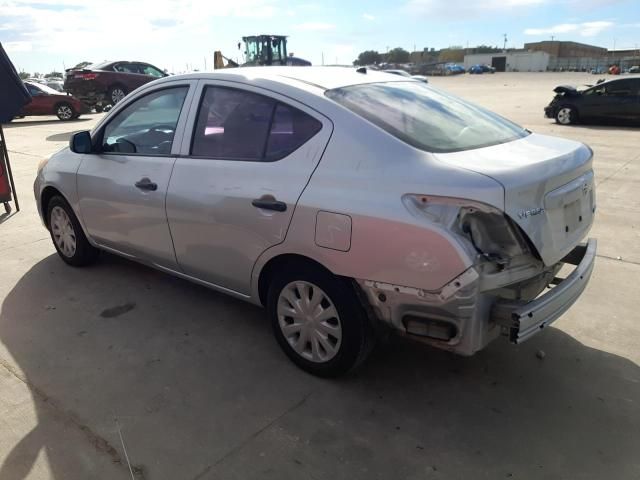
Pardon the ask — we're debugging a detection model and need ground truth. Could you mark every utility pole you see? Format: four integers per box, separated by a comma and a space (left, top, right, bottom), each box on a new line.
322, 52, 324, 66
551, 35, 555, 42
503, 34, 508, 52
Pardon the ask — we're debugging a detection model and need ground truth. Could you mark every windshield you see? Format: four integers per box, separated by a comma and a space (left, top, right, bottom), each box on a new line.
326, 82, 528, 153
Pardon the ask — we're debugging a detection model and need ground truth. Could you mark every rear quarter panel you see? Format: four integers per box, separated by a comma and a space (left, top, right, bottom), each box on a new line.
251, 99, 505, 295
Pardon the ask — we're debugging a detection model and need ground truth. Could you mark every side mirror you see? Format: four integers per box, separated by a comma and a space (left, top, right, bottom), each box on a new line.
69, 131, 92, 154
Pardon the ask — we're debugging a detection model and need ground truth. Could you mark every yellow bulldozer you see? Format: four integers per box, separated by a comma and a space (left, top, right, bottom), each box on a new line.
214, 35, 311, 69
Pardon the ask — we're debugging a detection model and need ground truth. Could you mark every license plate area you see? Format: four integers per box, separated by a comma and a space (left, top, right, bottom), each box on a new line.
564, 199, 582, 233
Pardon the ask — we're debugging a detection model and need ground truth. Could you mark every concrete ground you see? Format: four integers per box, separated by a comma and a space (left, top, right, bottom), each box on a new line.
0, 72, 638, 480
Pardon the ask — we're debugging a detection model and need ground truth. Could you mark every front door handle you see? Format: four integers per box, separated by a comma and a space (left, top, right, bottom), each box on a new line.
251, 198, 287, 212
135, 178, 158, 191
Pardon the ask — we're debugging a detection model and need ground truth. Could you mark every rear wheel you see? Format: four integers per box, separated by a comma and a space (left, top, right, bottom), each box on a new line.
108, 85, 127, 105
555, 106, 577, 125
94, 105, 104, 113
267, 265, 374, 377
46, 195, 99, 266
55, 103, 75, 121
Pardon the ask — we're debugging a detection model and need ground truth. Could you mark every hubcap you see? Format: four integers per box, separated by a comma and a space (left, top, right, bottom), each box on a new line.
58, 105, 73, 120
557, 108, 572, 125
50, 206, 76, 258
277, 281, 342, 363
111, 88, 125, 103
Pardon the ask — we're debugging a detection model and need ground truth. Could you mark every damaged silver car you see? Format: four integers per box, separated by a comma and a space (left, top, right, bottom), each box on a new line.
34, 67, 596, 376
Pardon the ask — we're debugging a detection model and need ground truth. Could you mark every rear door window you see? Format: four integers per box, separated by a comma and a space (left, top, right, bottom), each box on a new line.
606, 80, 634, 96
114, 63, 137, 73
191, 86, 322, 161
265, 104, 322, 160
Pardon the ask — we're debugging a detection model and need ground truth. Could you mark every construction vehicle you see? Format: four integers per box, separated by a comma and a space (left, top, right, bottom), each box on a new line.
214, 35, 311, 69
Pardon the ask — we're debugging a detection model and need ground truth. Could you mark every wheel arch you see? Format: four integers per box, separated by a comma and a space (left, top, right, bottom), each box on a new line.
40, 185, 65, 226
256, 253, 335, 306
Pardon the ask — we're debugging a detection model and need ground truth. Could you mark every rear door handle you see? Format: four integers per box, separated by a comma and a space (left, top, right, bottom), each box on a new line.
251, 198, 287, 212
135, 178, 158, 191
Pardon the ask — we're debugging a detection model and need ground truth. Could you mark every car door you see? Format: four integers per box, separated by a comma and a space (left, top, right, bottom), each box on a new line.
23, 84, 47, 115
601, 80, 637, 120
166, 81, 332, 295
112, 62, 144, 93
580, 80, 634, 121
76, 81, 197, 269
127, 63, 160, 89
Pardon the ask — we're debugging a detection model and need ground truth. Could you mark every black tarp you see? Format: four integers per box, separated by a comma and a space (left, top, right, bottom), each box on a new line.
0, 43, 30, 123
0, 43, 28, 212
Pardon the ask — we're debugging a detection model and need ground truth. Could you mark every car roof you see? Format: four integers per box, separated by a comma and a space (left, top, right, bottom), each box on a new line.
161, 66, 414, 91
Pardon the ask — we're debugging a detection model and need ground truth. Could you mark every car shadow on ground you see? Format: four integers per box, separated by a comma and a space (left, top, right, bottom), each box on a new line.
0, 253, 638, 479
45, 131, 84, 142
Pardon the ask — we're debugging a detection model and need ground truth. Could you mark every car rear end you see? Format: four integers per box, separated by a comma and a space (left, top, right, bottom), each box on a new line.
323, 79, 596, 355
63, 66, 109, 107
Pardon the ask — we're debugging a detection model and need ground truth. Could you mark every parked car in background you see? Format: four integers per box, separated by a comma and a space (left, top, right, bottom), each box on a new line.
63, 60, 167, 111
444, 63, 465, 75
468, 64, 495, 74
629, 66, 640, 74
35, 67, 596, 376
384, 69, 411, 77
17, 81, 88, 121
44, 78, 65, 92
545, 77, 640, 125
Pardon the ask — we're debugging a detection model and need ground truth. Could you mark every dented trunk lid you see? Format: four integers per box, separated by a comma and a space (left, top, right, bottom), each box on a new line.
433, 133, 595, 266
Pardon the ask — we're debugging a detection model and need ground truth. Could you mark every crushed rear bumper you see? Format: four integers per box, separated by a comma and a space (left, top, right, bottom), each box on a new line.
492, 239, 596, 343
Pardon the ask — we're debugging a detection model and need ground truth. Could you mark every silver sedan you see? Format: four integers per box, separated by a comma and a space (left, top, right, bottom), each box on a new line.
34, 67, 596, 377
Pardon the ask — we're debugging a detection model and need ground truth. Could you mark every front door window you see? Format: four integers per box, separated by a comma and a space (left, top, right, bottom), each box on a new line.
102, 87, 188, 155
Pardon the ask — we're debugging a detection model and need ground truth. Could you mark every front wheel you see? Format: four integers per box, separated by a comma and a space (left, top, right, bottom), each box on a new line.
47, 196, 99, 266
55, 103, 75, 121
555, 106, 577, 125
267, 265, 374, 377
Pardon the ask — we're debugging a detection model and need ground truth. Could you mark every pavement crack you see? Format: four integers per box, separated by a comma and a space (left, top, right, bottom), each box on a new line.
191, 392, 314, 480
0, 237, 49, 253
595, 153, 640, 188
7, 149, 43, 159
0, 356, 134, 475
596, 254, 640, 266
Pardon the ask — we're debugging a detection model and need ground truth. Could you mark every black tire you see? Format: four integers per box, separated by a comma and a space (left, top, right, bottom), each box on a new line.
555, 105, 577, 125
94, 105, 104, 113
55, 102, 75, 121
267, 265, 374, 377
46, 195, 99, 267
108, 85, 127, 105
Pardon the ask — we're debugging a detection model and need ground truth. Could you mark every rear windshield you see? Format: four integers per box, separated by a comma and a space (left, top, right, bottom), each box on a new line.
325, 81, 528, 153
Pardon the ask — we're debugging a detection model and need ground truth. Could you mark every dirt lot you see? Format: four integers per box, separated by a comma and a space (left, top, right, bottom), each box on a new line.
0, 72, 638, 480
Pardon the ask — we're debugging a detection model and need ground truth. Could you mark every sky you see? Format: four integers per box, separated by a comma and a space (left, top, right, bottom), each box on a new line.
1, 0, 639, 74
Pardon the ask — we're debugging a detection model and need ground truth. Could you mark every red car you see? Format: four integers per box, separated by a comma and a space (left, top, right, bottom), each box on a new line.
18, 82, 88, 121
63, 60, 167, 111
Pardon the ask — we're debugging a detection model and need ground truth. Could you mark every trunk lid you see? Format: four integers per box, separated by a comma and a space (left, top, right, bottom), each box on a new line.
433, 133, 595, 266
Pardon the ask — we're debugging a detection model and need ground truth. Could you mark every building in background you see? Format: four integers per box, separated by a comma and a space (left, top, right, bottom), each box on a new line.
463, 51, 550, 72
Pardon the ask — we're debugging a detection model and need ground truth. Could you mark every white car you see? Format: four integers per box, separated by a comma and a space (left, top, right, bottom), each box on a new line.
34, 67, 596, 376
